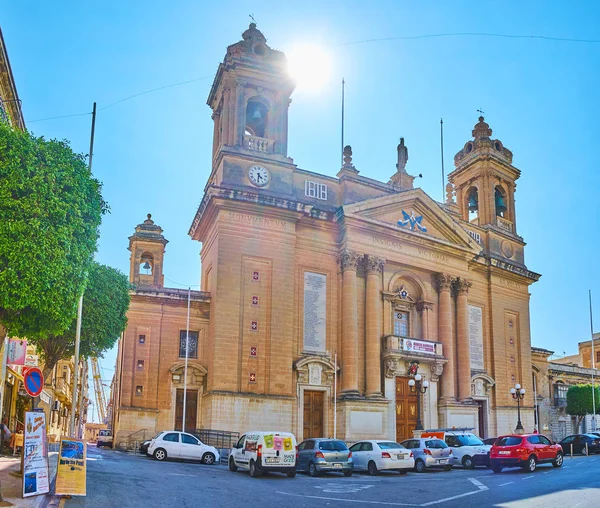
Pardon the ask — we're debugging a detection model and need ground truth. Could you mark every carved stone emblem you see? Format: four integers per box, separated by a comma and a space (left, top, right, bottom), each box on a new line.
308, 363, 322, 386
430, 362, 444, 381
385, 359, 398, 378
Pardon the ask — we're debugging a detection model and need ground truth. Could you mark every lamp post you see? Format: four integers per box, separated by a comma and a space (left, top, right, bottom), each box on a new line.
408, 374, 429, 431
510, 383, 526, 433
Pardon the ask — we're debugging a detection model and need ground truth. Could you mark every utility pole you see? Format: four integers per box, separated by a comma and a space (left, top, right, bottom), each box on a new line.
590, 290, 596, 432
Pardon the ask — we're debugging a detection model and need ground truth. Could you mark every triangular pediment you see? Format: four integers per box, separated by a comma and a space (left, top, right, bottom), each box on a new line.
342, 188, 480, 253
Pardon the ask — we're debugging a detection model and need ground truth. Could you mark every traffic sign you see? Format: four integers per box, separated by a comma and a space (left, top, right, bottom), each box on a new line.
24, 368, 44, 397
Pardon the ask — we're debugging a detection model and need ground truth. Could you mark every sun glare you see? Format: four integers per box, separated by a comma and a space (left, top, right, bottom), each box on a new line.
286, 44, 332, 91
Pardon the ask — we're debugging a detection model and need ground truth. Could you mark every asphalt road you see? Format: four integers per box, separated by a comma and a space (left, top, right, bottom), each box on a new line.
65, 445, 600, 508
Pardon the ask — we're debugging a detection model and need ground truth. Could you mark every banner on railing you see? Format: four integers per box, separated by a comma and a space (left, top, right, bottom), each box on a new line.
55, 437, 87, 496
22, 411, 50, 498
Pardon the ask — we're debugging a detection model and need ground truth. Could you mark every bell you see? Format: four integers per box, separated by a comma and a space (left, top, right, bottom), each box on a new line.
142, 261, 151, 272
252, 109, 262, 121
495, 190, 507, 215
468, 193, 478, 212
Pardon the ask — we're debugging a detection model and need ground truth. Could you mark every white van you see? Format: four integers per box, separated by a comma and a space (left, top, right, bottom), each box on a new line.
422, 429, 490, 469
228, 431, 297, 478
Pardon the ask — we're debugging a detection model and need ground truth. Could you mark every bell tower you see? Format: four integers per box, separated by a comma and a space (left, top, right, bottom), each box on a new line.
448, 116, 520, 235
128, 214, 168, 288
206, 23, 296, 188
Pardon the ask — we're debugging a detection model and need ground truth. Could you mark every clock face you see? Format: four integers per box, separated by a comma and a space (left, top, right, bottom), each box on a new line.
248, 165, 270, 187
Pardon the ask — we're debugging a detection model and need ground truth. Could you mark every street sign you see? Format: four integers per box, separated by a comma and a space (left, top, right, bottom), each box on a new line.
24, 368, 44, 397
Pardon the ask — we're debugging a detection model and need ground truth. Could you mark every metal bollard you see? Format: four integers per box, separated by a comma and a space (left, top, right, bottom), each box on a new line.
586, 442, 589, 456
571, 443, 573, 458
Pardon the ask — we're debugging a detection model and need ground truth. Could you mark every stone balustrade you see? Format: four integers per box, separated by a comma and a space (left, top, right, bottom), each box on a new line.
244, 134, 273, 153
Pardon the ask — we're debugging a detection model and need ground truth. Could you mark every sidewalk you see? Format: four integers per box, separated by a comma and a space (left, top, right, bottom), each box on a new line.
0, 452, 58, 507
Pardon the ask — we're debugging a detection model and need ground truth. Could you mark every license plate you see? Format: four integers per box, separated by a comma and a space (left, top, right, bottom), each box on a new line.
437, 459, 447, 463
333, 463, 342, 468
264, 458, 279, 464
499, 451, 510, 455
397, 454, 405, 460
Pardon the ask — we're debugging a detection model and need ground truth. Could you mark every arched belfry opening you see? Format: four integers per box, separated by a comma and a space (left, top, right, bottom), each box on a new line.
245, 99, 268, 138
139, 253, 154, 275
494, 186, 507, 218
467, 186, 479, 224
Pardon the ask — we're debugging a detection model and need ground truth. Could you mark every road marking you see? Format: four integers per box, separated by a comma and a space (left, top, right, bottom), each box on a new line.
589, 459, 597, 462
499, 481, 514, 486
276, 491, 418, 506
315, 483, 375, 494
167, 473, 197, 477
418, 478, 488, 506
522, 475, 534, 480
574, 462, 583, 467
543, 471, 552, 474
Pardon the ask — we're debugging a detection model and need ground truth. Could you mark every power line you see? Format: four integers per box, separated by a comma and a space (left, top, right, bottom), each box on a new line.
164, 275, 201, 288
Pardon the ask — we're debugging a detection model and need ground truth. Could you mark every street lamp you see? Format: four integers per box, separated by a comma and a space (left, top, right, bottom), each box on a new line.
510, 383, 526, 433
408, 374, 429, 431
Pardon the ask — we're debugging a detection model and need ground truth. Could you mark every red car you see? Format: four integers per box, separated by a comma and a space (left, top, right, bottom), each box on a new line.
490, 434, 563, 473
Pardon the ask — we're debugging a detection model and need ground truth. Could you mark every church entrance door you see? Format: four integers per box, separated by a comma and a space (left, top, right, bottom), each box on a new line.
303, 391, 324, 439
175, 389, 198, 432
395, 377, 418, 442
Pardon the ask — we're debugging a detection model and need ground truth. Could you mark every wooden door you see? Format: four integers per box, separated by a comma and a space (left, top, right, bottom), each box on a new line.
395, 377, 418, 442
175, 389, 198, 432
303, 391, 324, 439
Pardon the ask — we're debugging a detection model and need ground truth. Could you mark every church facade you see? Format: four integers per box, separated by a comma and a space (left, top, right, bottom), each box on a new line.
113, 24, 540, 446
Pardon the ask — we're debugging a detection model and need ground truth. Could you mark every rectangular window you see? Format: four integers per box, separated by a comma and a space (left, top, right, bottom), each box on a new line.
135, 386, 143, 396
137, 360, 144, 370
393, 310, 409, 337
596, 351, 600, 365
554, 384, 568, 406
304, 180, 328, 200
179, 331, 199, 359
139, 335, 146, 344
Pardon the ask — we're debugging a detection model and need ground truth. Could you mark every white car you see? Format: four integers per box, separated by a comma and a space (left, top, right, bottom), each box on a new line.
422, 431, 490, 469
148, 431, 220, 465
348, 440, 415, 475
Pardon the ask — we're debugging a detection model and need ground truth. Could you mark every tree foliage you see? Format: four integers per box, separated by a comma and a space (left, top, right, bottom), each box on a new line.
0, 122, 106, 339
566, 384, 600, 431
33, 262, 131, 377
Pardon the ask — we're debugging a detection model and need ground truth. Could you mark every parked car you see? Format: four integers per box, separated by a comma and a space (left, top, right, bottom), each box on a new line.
229, 431, 297, 478
148, 431, 220, 465
139, 440, 151, 455
559, 434, 600, 455
490, 434, 563, 473
297, 438, 353, 477
400, 438, 453, 472
349, 440, 414, 475
423, 430, 490, 469
483, 437, 498, 446
97, 429, 113, 449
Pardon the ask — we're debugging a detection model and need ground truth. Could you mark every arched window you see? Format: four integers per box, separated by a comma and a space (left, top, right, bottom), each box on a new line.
495, 186, 507, 218
245, 100, 268, 138
466, 186, 479, 223
139, 253, 154, 275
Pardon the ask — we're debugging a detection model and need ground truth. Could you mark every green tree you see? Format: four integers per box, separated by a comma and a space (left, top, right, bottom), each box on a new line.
32, 262, 131, 379
566, 384, 600, 431
0, 122, 106, 339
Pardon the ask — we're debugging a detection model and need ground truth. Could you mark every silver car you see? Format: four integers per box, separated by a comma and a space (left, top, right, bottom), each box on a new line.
296, 438, 353, 477
400, 438, 453, 473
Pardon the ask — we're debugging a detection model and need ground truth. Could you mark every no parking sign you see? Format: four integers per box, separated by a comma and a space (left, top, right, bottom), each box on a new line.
24, 368, 44, 397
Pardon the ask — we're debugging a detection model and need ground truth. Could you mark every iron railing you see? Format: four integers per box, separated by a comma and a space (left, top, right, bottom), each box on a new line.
189, 428, 239, 450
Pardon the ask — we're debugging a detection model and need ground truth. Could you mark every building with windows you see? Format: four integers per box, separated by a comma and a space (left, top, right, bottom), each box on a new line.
113, 24, 541, 446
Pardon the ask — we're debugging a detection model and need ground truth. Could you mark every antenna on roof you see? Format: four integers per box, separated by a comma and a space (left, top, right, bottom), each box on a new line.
249, 13, 256, 24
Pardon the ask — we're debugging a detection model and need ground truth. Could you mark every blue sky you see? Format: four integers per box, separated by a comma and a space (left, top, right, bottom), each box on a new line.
4, 1, 600, 421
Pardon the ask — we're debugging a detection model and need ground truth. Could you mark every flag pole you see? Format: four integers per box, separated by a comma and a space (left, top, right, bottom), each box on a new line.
182, 287, 191, 432
341, 79, 345, 166
333, 351, 337, 439
590, 290, 596, 432
440, 118, 445, 200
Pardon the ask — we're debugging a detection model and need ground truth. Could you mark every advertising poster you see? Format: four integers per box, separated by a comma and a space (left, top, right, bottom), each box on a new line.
7, 339, 27, 366
55, 438, 87, 496
22, 411, 49, 498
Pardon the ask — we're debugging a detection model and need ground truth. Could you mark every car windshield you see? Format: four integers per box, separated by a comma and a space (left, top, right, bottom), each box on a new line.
496, 437, 522, 446
425, 440, 447, 449
319, 440, 348, 451
377, 442, 404, 450
456, 435, 484, 446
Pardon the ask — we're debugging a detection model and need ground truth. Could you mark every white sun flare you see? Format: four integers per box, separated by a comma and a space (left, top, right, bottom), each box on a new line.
286, 44, 332, 90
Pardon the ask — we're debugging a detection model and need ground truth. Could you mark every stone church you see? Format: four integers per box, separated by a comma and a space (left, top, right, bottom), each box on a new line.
113, 23, 540, 445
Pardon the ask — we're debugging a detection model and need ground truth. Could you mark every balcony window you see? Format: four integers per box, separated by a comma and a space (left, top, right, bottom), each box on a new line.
393, 310, 409, 337
179, 331, 199, 359
554, 383, 568, 407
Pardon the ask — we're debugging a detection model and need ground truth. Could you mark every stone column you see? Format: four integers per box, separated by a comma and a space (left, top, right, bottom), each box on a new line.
436, 273, 456, 401
417, 301, 433, 340
221, 86, 231, 146
365, 255, 385, 398
339, 249, 361, 395
455, 278, 473, 401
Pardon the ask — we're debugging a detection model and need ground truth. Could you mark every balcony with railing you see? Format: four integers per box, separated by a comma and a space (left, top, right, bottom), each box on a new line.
243, 134, 273, 153
496, 216, 513, 233
383, 335, 444, 358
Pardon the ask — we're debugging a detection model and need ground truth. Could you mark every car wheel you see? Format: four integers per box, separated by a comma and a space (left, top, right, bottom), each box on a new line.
462, 455, 474, 469
398, 469, 408, 475
492, 464, 503, 473
229, 457, 238, 472
553, 452, 563, 468
415, 459, 426, 473
286, 471, 297, 478
524, 455, 537, 472
154, 448, 167, 461
249, 460, 261, 478
343, 470, 353, 477
368, 461, 379, 476
202, 453, 216, 465
582, 446, 588, 456
308, 462, 320, 477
